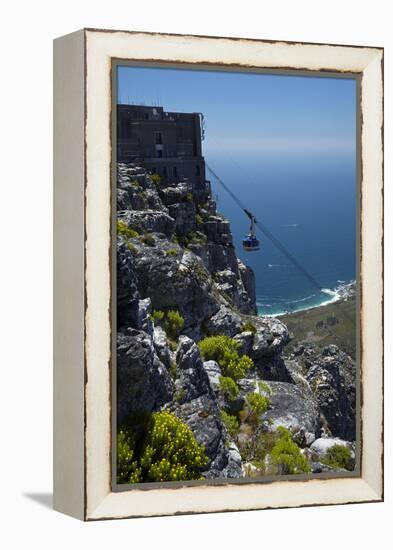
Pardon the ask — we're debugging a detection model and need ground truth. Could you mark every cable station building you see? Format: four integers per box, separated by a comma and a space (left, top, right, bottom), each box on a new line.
117, 104, 207, 189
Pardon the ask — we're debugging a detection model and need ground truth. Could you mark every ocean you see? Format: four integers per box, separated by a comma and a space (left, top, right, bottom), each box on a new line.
206, 150, 357, 316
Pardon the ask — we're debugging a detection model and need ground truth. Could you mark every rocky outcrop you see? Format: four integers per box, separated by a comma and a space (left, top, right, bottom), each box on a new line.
117, 329, 173, 424
131, 245, 220, 338
261, 381, 320, 446
293, 344, 356, 440
170, 337, 243, 478
119, 210, 176, 237
205, 304, 242, 337
251, 318, 290, 359
238, 260, 257, 314
116, 162, 357, 479
117, 240, 140, 329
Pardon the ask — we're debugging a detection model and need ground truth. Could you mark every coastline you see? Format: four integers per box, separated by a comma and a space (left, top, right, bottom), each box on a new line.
257, 280, 356, 318
276, 286, 357, 359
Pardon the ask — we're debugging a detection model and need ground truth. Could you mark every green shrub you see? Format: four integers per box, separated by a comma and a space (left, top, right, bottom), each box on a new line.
117, 219, 139, 239
195, 213, 203, 225
226, 354, 253, 380
126, 242, 137, 253
117, 412, 208, 483
198, 335, 253, 381
184, 192, 193, 202
199, 335, 238, 363
169, 361, 177, 380
270, 427, 311, 475
257, 381, 272, 395
166, 248, 178, 257
174, 388, 185, 402
241, 320, 257, 334
220, 410, 240, 440
322, 444, 353, 470
245, 392, 270, 417
150, 173, 161, 185
117, 428, 142, 484
151, 309, 165, 324
164, 310, 185, 340
219, 376, 240, 401
140, 233, 155, 246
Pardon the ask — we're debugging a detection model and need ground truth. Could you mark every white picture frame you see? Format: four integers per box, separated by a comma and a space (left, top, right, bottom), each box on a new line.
53, 28, 383, 521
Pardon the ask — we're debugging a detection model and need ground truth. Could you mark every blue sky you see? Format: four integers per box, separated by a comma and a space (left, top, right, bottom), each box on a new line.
117, 65, 357, 156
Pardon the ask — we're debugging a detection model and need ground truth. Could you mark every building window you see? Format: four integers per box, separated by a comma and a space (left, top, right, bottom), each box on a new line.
152, 167, 156, 174
157, 150, 163, 158
196, 164, 200, 176
155, 131, 163, 145
173, 166, 177, 178
163, 167, 167, 178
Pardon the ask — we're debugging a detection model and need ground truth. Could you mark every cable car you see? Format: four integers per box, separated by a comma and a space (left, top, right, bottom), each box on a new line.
242, 209, 260, 252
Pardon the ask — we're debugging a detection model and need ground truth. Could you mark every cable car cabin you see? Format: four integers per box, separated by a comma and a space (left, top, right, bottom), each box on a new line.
242, 209, 260, 251
243, 234, 260, 251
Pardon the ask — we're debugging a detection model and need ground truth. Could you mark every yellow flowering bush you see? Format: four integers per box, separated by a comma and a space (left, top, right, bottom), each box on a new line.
117, 428, 142, 484
117, 411, 208, 484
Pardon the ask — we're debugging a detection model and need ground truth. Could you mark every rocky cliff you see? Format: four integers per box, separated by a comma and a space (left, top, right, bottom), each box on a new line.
117, 163, 356, 481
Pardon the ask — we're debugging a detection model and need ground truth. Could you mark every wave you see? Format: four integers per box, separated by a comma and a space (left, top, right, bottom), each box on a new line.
290, 293, 317, 304
258, 281, 356, 317
281, 223, 299, 227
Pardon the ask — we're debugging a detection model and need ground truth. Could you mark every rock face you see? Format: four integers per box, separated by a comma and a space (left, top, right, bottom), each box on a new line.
170, 337, 243, 478
251, 318, 290, 359
261, 381, 320, 446
116, 163, 357, 480
117, 241, 140, 329
117, 329, 173, 424
293, 344, 356, 440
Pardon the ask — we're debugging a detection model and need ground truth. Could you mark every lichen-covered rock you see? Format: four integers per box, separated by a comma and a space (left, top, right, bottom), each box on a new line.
261, 381, 320, 445
310, 437, 354, 457
159, 181, 193, 206
304, 345, 356, 440
234, 331, 254, 356
167, 201, 197, 235
170, 337, 243, 478
135, 298, 153, 336
119, 210, 175, 237
206, 304, 242, 337
117, 329, 173, 424
250, 317, 290, 359
202, 360, 222, 393
131, 244, 220, 335
238, 260, 257, 314
153, 325, 173, 370
214, 267, 256, 314
117, 239, 140, 329
117, 163, 166, 211
206, 242, 238, 273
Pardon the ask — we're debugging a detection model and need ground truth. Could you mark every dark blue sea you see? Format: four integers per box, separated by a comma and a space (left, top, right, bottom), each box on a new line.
205, 151, 357, 316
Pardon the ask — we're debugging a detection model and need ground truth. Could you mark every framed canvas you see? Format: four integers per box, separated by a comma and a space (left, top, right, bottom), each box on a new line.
53, 28, 383, 521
